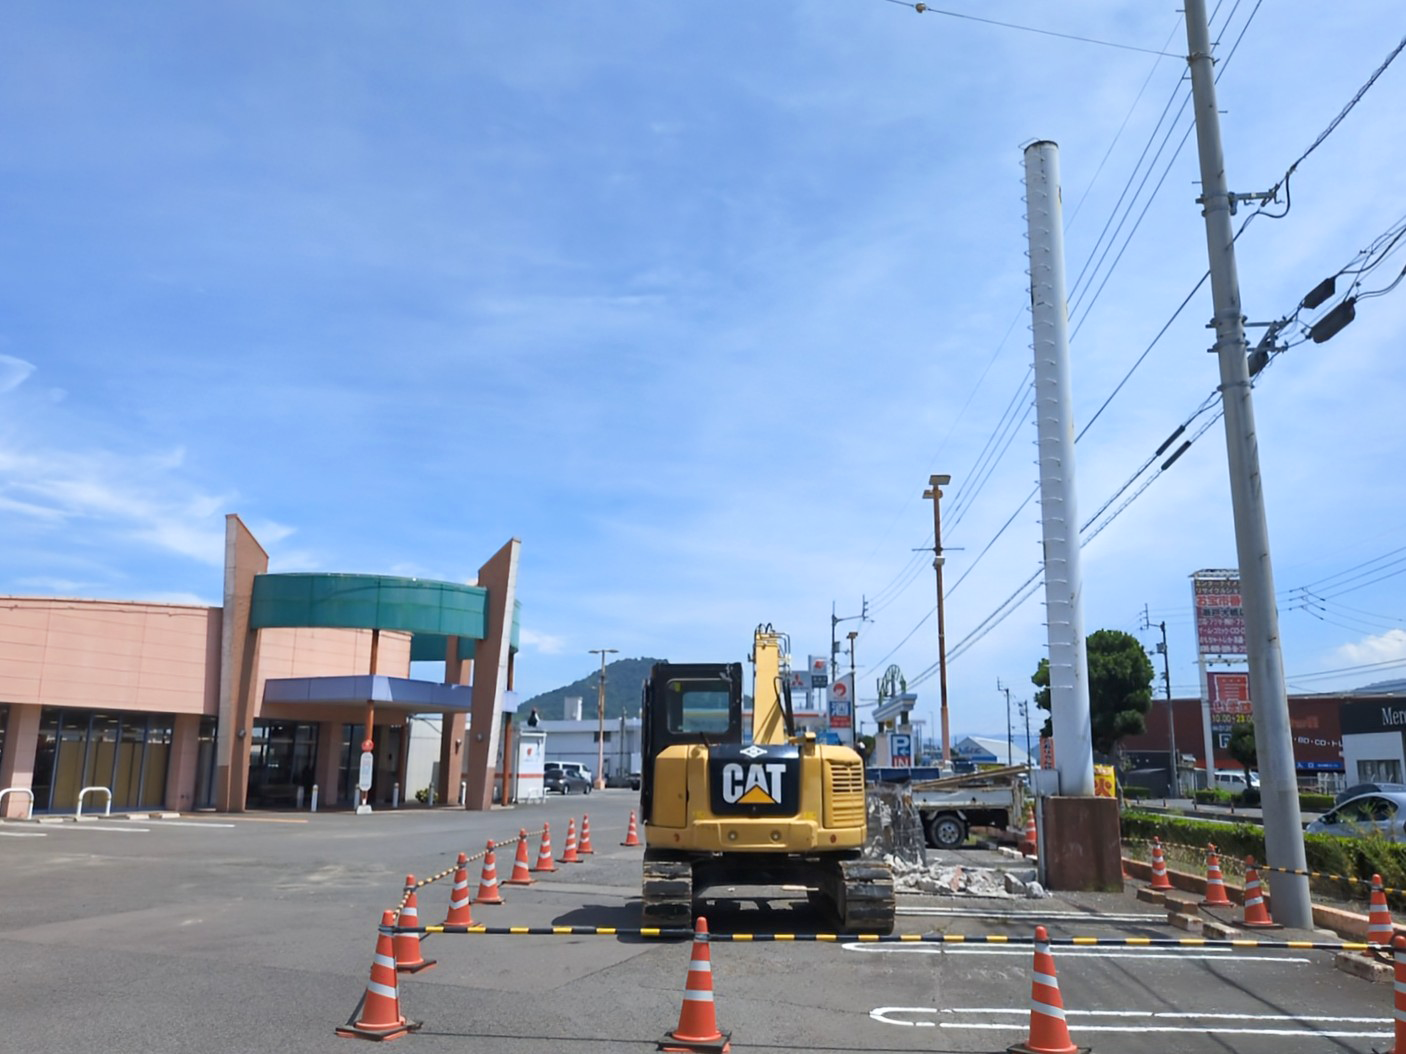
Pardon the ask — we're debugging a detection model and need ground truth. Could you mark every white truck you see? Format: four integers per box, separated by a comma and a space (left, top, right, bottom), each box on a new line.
909, 764, 1028, 850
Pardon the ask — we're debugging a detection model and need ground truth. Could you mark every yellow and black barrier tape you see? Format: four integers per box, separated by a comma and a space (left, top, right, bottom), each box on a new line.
1248, 860, 1403, 895
388, 923, 1377, 950
391, 831, 528, 910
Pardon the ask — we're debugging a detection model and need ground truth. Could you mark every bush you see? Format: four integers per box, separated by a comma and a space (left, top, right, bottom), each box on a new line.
1123, 785, 1151, 800
1193, 788, 1233, 805
1122, 810, 1406, 909
1299, 792, 1334, 811
1235, 787, 1261, 807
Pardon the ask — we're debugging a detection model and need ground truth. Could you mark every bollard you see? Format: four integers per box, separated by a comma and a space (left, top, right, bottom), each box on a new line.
429, 785, 436, 807
460, 780, 467, 806
393, 782, 400, 809
296, 786, 305, 810
310, 784, 319, 812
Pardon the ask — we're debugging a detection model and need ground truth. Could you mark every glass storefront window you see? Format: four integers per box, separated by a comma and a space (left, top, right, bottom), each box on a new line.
247, 720, 319, 808
26, 709, 173, 813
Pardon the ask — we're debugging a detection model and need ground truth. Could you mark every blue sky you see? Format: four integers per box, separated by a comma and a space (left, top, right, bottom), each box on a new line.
2, 3, 1404, 745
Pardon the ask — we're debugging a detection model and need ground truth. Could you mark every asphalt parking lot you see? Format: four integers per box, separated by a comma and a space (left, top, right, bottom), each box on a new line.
1, 792, 1397, 1053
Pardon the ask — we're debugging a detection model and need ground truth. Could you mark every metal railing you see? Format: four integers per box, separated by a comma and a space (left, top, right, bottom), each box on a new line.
76, 786, 112, 818
0, 787, 35, 820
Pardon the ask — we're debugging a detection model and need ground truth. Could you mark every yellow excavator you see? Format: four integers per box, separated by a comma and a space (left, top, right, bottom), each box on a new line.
638, 625, 895, 931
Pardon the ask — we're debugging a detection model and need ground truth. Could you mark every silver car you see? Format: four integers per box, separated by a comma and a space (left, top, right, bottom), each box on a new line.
1305, 791, 1406, 841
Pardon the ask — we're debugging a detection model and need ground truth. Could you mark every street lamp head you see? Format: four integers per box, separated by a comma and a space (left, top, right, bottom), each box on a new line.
846, 630, 858, 642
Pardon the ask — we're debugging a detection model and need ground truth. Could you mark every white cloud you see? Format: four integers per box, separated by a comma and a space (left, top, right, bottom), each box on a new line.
0, 355, 35, 393
1336, 629, 1406, 666
519, 627, 568, 655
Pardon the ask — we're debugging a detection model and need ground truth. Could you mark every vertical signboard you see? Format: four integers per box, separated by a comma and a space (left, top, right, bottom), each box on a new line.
809, 655, 829, 688
1193, 572, 1247, 657
1208, 671, 1252, 748
827, 673, 853, 730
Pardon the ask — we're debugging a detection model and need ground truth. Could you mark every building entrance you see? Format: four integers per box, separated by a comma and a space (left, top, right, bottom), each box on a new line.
246, 720, 320, 808
339, 723, 404, 807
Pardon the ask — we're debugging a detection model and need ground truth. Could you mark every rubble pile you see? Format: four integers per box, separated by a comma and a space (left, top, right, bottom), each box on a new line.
886, 856, 1048, 898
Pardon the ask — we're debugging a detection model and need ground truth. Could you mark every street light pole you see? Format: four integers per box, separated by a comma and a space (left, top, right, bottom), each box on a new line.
846, 631, 859, 750
589, 648, 618, 790
923, 474, 953, 764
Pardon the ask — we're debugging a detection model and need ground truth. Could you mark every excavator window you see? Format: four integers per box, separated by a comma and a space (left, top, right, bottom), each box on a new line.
667, 683, 731, 735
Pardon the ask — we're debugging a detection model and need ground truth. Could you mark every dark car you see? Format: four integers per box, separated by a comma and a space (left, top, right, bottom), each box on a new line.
544, 764, 592, 795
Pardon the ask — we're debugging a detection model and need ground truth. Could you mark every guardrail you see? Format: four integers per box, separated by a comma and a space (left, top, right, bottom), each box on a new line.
0, 787, 35, 820
76, 786, 112, 818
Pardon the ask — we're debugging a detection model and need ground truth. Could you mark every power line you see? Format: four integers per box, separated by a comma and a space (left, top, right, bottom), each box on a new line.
880, 0, 1182, 57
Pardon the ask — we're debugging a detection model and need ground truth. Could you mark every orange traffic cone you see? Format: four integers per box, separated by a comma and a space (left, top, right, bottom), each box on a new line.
622, 810, 642, 847
579, 814, 595, 854
475, 841, 504, 905
1006, 925, 1087, 1054
504, 829, 535, 886
335, 910, 419, 1040
1201, 843, 1232, 907
532, 823, 557, 873
1386, 936, 1406, 1053
1370, 874, 1394, 946
393, 876, 437, 973
561, 818, 581, 863
443, 853, 474, 926
659, 917, 731, 1053
1147, 837, 1173, 892
1240, 857, 1279, 928
1022, 808, 1038, 856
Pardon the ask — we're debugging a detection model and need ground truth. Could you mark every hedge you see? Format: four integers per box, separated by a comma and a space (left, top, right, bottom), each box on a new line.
1121, 810, 1406, 905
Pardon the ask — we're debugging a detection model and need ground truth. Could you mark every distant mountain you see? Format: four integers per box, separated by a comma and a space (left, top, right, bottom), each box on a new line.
520, 657, 663, 721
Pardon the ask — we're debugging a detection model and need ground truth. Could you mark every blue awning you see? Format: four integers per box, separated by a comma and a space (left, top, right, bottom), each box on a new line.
261, 675, 474, 714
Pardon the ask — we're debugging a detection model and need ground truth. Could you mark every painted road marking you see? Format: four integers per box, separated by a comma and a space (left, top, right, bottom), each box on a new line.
42, 824, 151, 833
870, 1006, 1390, 1039
844, 942, 1311, 963
900, 906, 1160, 923
0, 830, 46, 837
144, 820, 237, 828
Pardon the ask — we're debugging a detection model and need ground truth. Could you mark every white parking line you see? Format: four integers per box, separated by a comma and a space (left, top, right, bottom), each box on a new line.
899, 907, 1162, 923
870, 1006, 1391, 1038
0, 830, 46, 837
844, 942, 1310, 963
145, 820, 237, 828
42, 824, 150, 833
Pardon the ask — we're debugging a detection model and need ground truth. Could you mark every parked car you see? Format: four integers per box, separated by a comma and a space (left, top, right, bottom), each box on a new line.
1213, 770, 1259, 791
1305, 791, 1406, 840
544, 763, 592, 795
1335, 782, 1406, 806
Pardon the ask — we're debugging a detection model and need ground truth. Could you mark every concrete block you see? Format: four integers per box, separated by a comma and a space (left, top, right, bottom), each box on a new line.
1136, 887, 1167, 906
1168, 910, 1204, 934
1335, 951, 1395, 983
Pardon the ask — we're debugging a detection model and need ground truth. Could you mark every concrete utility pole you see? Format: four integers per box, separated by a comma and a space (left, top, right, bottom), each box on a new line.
923, 474, 953, 764
1024, 140, 1094, 798
589, 648, 617, 790
1183, 0, 1310, 927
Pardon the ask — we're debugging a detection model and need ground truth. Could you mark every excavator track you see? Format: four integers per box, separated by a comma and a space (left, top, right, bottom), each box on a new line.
641, 850, 694, 928
821, 857, 896, 934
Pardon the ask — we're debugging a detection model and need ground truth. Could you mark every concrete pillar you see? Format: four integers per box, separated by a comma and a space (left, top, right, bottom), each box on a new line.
316, 721, 341, 807
464, 538, 520, 810
0, 704, 41, 818
165, 713, 202, 814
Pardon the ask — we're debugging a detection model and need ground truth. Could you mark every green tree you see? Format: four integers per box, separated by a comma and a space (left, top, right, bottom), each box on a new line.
1227, 721, 1257, 779
1030, 629, 1154, 755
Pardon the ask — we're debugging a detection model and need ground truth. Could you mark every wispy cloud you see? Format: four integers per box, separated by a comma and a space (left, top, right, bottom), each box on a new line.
1337, 629, 1406, 667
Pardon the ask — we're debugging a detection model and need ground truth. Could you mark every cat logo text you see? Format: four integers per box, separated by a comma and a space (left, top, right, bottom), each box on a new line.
720, 762, 787, 805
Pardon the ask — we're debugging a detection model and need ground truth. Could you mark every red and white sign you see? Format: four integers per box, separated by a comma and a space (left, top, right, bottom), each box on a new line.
828, 674, 853, 730
1192, 572, 1246, 657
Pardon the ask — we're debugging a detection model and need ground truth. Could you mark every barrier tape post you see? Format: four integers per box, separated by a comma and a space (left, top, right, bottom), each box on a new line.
504, 829, 535, 886
1201, 843, 1232, 907
533, 822, 557, 872
1241, 857, 1281, 929
393, 875, 438, 973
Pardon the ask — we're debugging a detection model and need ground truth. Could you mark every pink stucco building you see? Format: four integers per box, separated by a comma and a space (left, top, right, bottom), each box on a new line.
0, 515, 520, 817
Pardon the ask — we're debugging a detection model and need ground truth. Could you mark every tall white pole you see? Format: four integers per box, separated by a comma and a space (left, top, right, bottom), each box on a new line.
1183, 0, 1310, 927
1024, 140, 1094, 797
